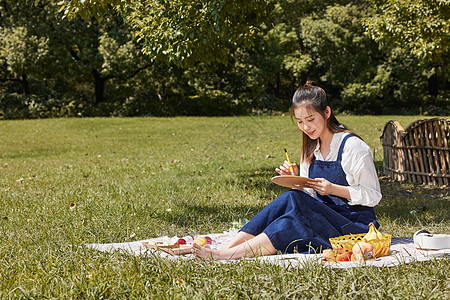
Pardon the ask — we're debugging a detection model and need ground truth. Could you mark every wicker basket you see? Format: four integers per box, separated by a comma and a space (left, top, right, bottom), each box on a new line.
329, 233, 392, 258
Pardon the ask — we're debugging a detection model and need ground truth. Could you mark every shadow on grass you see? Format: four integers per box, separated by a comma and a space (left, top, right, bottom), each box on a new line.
164, 202, 261, 228
160, 167, 288, 230
161, 165, 449, 234
230, 166, 290, 195
225, 165, 450, 225
374, 160, 383, 172
376, 178, 450, 224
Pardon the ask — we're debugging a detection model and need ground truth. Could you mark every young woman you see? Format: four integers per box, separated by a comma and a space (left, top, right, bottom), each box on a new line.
193, 81, 382, 260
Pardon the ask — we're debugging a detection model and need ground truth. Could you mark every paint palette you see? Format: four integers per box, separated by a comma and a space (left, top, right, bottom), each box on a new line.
271, 175, 319, 189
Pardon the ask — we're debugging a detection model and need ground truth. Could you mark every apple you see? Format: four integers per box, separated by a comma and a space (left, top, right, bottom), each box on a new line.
336, 251, 353, 262
351, 239, 375, 260
174, 238, 186, 245
323, 248, 345, 261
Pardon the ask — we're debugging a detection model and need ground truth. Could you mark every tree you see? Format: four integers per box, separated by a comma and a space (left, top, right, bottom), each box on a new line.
2, 0, 443, 118
44, 0, 274, 67
0, 26, 49, 95
297, 3, 387, 113
364, 0, 449, 114
364, 0, 450, 63
0, 0, 154, 117
0, 1, 52, 96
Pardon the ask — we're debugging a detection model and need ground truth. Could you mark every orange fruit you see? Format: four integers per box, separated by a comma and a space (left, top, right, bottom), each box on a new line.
193, 236, 207, 247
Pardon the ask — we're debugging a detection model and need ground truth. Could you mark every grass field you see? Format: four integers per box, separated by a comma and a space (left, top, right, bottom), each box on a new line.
0, 115, 448, 299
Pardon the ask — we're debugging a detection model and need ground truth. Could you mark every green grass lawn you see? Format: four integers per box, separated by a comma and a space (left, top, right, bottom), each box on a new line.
0, 115, 448, 299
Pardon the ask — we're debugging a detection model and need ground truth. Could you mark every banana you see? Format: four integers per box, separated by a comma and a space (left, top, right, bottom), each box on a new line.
376, 226, 385, 240
363, 223, 378, 241
363, 223, 385, 241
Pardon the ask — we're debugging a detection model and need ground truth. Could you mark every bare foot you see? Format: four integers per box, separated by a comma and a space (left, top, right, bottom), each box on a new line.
192, 243, 219, 260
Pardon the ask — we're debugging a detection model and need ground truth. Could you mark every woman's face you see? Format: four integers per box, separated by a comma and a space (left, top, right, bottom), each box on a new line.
293, 105, 330, 140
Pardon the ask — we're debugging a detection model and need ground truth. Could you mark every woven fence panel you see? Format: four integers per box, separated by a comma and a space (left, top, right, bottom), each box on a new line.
381, 121, 405, 181
381, 118, 449, 185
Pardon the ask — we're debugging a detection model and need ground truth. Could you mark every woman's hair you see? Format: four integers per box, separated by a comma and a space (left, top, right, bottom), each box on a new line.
290, 80, 360, 164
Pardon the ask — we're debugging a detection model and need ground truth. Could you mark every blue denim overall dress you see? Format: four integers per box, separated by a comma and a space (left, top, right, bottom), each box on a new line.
240, 134, 379, 253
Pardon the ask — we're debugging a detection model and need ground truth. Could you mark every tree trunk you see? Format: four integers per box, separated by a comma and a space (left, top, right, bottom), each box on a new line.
92, 69, 105, 105
21, 73, 30, 95
275, 72, 280, 98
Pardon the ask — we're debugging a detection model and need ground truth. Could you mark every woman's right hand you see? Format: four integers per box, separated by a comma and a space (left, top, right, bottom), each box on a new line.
275, 161, 298, 176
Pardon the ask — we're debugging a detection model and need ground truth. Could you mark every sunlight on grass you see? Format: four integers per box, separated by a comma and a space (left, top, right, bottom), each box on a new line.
0, 116, 448, 298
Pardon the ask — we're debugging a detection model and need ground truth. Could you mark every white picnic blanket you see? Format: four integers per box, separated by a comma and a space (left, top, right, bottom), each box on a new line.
85, 229, 449, 268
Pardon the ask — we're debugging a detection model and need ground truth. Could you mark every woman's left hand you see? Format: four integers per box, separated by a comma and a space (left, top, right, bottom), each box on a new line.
307, 178, 334, 196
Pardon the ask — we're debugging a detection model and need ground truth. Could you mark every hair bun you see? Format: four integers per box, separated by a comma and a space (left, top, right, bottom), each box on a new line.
304, 80, 318, 87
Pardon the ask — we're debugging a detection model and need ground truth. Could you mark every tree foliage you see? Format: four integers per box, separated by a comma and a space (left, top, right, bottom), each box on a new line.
364, 0, 450, 63
1, 0, 152, 115
51, 0, 274, 67
1, 0, 448, 118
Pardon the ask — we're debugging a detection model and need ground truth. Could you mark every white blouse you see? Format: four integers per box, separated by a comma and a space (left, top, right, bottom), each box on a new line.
299, 132, 382, 207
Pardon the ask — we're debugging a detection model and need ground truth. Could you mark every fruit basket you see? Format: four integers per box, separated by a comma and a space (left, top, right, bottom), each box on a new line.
329, 224, 392, 258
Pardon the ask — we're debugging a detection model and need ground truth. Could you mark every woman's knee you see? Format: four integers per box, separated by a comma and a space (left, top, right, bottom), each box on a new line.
276, 190, 310, 205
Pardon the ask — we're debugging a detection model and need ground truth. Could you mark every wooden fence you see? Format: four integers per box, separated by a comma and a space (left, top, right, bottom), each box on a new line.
380, 118, 450, 185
